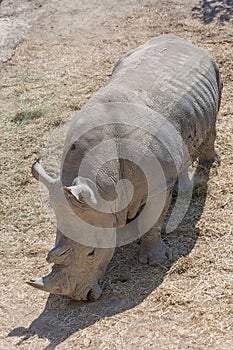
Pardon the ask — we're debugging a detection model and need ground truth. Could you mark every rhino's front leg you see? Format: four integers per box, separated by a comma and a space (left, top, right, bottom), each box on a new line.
139, 225, 170, 266
139, 188, 172, 266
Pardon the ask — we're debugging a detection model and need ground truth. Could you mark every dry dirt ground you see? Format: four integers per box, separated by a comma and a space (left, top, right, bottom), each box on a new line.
0, 0, 232, 349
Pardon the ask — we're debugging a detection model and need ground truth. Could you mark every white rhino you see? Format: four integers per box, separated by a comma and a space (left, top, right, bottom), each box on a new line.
28, 34, 222, 300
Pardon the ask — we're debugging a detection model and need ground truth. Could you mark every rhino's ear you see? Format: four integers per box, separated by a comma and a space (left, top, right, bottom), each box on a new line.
63, 184, 97, 206
32, 159, 56, 190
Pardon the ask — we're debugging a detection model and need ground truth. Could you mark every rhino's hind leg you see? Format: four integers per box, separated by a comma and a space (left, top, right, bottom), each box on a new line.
199, 128, 220, 168
139, 225, 170, 266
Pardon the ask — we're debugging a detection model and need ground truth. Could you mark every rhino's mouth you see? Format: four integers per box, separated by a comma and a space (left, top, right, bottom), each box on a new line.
86, 282, 102, 301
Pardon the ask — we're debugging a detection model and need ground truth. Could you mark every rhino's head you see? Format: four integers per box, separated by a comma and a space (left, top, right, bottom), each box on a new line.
27, 160, 115, 301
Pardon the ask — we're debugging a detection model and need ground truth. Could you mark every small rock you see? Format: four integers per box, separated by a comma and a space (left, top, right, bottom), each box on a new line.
83, 338, 91, 347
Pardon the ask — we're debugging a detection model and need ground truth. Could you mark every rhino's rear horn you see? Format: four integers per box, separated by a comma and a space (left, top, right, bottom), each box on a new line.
31, 159, 56, 190
46, 241, 72, 264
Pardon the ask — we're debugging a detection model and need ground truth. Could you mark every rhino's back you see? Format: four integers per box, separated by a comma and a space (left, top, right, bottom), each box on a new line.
62, 35, 221, 186
87, 34, 221, 159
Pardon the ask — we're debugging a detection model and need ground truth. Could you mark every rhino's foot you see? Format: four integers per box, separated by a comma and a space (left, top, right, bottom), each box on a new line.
199, 152, 221, 169
139, 237, 170, 266
199, 138, 220, 169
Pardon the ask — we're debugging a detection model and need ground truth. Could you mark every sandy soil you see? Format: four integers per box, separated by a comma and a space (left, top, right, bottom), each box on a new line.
0, 0, 232, 349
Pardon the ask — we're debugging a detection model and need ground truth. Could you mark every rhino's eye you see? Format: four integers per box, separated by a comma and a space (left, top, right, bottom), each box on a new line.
88, 249, 95, 256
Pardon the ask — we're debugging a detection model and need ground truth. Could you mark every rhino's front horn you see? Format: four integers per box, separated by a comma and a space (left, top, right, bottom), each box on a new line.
27, 267, 71, 295
27, 277, 48, 291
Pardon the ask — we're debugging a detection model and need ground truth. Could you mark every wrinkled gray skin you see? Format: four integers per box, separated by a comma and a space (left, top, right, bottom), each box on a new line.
28, 34, 222, 300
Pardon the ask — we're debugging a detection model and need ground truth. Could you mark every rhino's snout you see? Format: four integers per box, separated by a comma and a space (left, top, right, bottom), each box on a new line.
27, 241, 104, 300
27, 274, 102, 301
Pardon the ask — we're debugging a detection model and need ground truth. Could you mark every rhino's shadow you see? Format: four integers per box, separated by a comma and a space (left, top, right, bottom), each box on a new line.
8, 167, 212, 349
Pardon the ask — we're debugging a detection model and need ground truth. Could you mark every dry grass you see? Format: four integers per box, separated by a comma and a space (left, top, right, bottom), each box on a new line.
0, 0, 232, 349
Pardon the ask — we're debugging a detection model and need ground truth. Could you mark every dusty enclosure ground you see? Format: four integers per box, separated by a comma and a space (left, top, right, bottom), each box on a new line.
0, 0, 232, 349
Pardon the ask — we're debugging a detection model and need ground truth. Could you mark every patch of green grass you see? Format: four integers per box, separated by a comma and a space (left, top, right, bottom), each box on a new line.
192, 183, 210, 199
21, 69, 41, 84
12, 108, 45, 125
0, 240, 6, 249
172, 182, 211, 200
